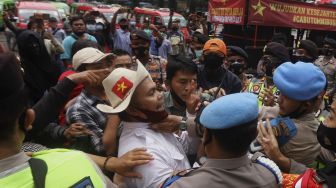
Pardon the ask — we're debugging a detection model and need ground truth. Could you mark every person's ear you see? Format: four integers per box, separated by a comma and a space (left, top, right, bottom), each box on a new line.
202, 128, 211, 146
24, 109, 35, 131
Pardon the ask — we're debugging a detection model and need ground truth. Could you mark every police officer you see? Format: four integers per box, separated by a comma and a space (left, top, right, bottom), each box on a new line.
292, 39, 318, 63
248, 42, 290, 107
226, 46, 251, 91
314, 37, 336, 103
260, 62, 326, 167
161, 93, 280, 188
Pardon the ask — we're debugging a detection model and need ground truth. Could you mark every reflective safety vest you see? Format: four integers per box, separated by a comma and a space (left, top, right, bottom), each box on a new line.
247, 77, 280, 107
0, 149, 106, 188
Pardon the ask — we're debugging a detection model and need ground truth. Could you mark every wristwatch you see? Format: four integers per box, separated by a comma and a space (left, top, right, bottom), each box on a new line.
179, 117, 188, 131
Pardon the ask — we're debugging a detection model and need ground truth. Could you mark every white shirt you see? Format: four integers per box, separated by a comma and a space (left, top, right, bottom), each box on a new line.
118, 122, 191, 188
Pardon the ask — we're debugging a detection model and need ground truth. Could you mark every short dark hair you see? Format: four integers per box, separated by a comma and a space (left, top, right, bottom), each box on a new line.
70, 16, 85, 26
71, 40, 99, 58
166, 55, 198, 82
208, 118, 258, 155
27, 20, 37, 30
112, 49, 131, 57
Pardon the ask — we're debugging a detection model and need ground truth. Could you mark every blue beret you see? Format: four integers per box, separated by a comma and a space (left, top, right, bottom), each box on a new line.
274, 62, 326, 101
200, 93, 258, 130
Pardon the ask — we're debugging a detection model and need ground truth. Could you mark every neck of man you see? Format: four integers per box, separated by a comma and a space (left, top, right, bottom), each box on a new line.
206, 143, 246, 159
0, 141, 21, 160
138, 55, 150, 65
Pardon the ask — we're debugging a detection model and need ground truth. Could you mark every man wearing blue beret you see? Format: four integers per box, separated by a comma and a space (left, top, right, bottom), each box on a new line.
314, 37, 336, 104
259, 62, 326, 172
161, 93, 280, 188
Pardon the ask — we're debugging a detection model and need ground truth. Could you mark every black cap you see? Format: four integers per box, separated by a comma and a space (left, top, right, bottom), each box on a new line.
264, 42, 290, 63
130, 30, 151, 41
228, 46, 248, 60
324, 37, 336, 49
297, 40, 318, 59
49, 17, 58, 23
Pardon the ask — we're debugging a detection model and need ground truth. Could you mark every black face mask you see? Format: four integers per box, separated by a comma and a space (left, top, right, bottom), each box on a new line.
132, 46, 149, 58
229, 62, 245, 76
120, 25, 129, 30
170, 88, 186, 108
317, 122, 336, 152
133, 108, 169, 123
203, 54, 224, 70
292, 55, 314, 63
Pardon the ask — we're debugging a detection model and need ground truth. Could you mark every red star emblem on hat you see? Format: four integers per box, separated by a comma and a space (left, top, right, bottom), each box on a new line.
112, 76, 133, 99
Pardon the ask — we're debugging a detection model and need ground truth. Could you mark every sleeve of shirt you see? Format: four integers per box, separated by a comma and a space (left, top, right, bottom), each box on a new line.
167, 41, 173, 55
289, 159, 307, 174
83, 152, 118, 188
66, 108, 105, 154
32, 77, 76, 132
129, 148, 174, 188
230, 74, 243, 93
60, 37, 72, 60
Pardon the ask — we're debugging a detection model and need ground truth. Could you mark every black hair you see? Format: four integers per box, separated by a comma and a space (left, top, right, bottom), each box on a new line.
27, 20, 37, 30
71, 39, 99, 58
0, 88, 29, 142
208, 118, 258, 156
112, 49, 131, 57
70, 16, 85, 26
166, 55, 198, 82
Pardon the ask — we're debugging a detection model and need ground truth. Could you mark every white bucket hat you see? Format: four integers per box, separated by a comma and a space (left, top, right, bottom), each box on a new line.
72, 47, 113, 70
97, 60, 151, 113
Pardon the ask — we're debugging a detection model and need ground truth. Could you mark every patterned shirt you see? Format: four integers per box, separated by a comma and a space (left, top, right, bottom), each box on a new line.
144, 55, 168, 86
66, 90, 108, 154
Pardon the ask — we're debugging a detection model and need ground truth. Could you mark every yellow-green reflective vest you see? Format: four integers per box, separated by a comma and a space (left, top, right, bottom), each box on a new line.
247, 77, 279, 107
0, 149, 106, 188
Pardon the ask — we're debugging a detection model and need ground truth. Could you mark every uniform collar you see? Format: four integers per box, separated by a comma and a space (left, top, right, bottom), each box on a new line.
0, 152, 30, 173
203, 154, 251, 170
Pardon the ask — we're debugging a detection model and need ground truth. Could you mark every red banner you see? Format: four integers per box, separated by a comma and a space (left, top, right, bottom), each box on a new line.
248, 0, 336, 31
209, 0, 246, 25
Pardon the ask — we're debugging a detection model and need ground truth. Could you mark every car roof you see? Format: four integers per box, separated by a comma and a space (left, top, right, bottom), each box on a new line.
17, 1, 57, 10
134, 7, 183, 17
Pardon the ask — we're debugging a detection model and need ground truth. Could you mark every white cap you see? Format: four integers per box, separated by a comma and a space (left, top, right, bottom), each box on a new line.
97, 60, 151, 113
72, 47, 113, 70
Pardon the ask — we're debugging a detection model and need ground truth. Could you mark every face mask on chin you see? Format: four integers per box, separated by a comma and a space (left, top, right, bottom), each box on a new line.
133, 108, 168, 123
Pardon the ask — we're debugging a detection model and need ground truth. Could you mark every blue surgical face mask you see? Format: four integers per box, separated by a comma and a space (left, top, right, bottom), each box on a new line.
96, 24, 104, 31
195, 50, 203, 59
86, 24, 96, 32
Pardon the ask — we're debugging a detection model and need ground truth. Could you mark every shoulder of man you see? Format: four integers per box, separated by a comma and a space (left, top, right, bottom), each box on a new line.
249, 152, 283, 185
160, 168, 199, 188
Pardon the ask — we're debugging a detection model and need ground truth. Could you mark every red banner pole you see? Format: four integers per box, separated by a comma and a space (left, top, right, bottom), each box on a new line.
254, 25, 258, 48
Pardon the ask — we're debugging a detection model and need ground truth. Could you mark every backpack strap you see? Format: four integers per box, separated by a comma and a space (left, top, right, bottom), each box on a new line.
52, 28, 60, 36
250, 152, 283, 185
28, 158, 48, 188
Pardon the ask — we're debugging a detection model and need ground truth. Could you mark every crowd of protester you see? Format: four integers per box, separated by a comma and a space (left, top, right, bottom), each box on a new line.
1, 6, 336, 188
